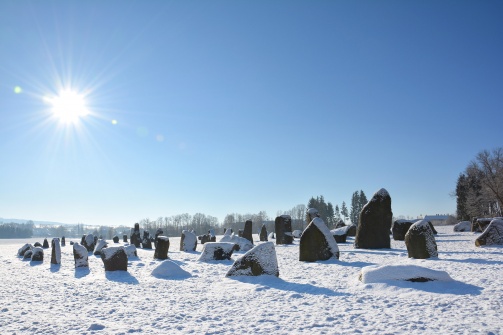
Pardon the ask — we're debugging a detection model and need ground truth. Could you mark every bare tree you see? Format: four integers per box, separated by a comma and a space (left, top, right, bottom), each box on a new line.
471, 148, 503, 215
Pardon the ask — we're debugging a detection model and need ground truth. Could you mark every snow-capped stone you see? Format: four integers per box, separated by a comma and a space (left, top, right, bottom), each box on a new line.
300, 217, 340, 262
275, 215, 293, 245
124, 244, 137, 258
219, 232, 253, 251
31, 247, 44, 262
330, 227, 347, 243
151, 260, 191, 279
475, 219, 503, 247
94, 239, 108, 256
198, 242, 238, 261
292, 230, 303, 238
18, 244, 32, 257
82, 234, 96, 252
180, 230, 197, 252
453, 221, 471, 232
154, 236, 170, 260
405, 220, 438, 259
359, 264, 452, 283
73, 243, 89, 268
51, 238, 61, 265
100, 247, 128, 271
355, 188, 393, 249
226, 242, 279, 277
392, 220, 415, 241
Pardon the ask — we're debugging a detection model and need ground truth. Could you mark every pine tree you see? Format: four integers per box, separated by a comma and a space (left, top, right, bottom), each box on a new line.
341, 201, 348, 222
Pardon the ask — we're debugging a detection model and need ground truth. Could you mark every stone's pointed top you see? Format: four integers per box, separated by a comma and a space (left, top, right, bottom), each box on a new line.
375, 188, 389, 197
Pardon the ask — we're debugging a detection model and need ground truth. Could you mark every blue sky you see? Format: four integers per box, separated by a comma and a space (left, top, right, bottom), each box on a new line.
1, 1, 502, 226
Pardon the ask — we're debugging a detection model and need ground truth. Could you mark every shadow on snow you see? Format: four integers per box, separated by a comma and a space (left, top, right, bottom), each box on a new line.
105, 271, 139, 284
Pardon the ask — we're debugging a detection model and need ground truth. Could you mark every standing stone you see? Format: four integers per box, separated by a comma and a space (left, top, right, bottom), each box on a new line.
354, 188, 393, 249
42, 238, 49, 249
123, 235, 128, 243
243, 220, 254, 244
331, 227, 348, 243
208, 229, 216, 242
259, 225, 268, 241
300, 217, 340, 262
226, 242, 279, 277
428, 221, 438, 235
275, 215, 293, 245
198, 234, 210, 244
51, 238, 61, 265
180, 230, 197, 251
475, 219, 503, 247
392, 220, 415, 241
154, 236, 170, 260
405, 220, 438, 259
100, 247, 128, 271
61, 236, 66, 247
34, 242, 42, 247
113, 235, 119, 243
82, 234, 96, 252
81, 235, 86, 245
31, 247, 44, 262
142, 231, 152, 249
73, 243, 89, 268
130, 223, 141, 248
124, 244, 137, 257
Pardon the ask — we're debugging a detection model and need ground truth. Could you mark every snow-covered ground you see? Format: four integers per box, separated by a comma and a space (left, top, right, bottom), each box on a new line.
0, 225, 501, 335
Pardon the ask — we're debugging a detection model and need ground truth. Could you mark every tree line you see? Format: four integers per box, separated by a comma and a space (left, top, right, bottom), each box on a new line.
455, 147, 503, 220
0, 222, 34, 238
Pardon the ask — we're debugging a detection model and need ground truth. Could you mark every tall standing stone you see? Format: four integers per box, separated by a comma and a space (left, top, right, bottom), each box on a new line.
259, 225, 268, 241
73, 243, 89, 268
42, 238, 49, 249
275, 215, 293, 245
82, 234, 96, 252
142, 231, 152, 249
354, 188, 393, 249
51, 238, 61, 265
130, 223, 141, 248
405, 220, 438, 259
300, 217, 339, 262
243, 220, 254, 244
180, 230, 197, 252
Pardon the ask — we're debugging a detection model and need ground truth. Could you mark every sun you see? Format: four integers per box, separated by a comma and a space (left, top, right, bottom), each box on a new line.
45, 89, 90, 123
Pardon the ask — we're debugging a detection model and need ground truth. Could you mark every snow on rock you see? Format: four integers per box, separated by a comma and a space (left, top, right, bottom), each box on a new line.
198, 242, 237, 261
94, 239, 108, 256
180, 230, 197, 252
73, 243, 89, 268
405, 220, 438, 259
124, 244, 138, 258
292, 230, 303, 238
475, 219, 503, 247
300, 217, 340, 261
453, 221, 472, 232
154, 236, 169, 260
100, 246, 128, 271
31, 247, 44, 262
151, 260, 191, 279
219, 232, 253, 252
226, 242, 279, 277
83, 234, 96, 252
359, 264, 453, 283
17, 244, 32, 257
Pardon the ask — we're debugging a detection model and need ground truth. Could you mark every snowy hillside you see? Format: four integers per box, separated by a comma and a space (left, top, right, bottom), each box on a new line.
0, 225, 501, 335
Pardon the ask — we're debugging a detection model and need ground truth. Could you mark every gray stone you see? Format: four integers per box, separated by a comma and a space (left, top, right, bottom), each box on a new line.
405, 220, 438, 259
475, 219, 503, 247
100, 247, 128, 271
226, 242, 279, 277
300, 217, 340, 262
275, 215, 293, 245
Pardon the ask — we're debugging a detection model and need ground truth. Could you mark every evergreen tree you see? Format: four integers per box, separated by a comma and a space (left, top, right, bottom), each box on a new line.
334, 204, 341, 220
306, 195, 336, 227
341, 201, 349, 222
350, 190, 368, 225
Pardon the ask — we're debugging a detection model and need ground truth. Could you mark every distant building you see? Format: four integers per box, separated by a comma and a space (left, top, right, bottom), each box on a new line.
422, 214, 450, 226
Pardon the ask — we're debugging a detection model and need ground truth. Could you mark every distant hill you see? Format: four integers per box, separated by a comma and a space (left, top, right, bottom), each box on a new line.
0, 218, 76, 226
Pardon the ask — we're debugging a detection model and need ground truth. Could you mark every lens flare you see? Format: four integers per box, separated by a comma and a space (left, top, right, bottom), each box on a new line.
45, 89, 89, 124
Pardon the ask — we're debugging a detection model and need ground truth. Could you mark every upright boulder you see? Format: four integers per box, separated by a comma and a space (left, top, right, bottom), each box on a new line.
154, 236, 170, 260
113, 235, 119, 243
354, 188, 393, 249
405, 220, 438, 259
275, 215, 293, 245
180, 230, 197, 251
198, 242, 238, 261
259, 225, 268, 241
61, 236, 66, 247
31, 247, 44, 262
475, 219, 503, 247
226, 242, 279, 277
208, 229, 217, 242
142, 231, 152, 249
73, 243, 89, 268
242, 220, 254, 244
300, 217, 340, 262
100, 247, 128, 271
124, 244, 137, 258
42, 238, 49, 249
392, 220, 415, 241
82, 234, 96, 252
130, 223, 141, 248
94, 239, 108, 256
123, 235, 128, 243
454, 221, 471, 232
51, 238, 61, 265
330, 227, 348, 243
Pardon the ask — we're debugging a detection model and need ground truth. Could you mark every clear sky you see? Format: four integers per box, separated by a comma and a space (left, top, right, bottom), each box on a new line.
1, 0, 502, 226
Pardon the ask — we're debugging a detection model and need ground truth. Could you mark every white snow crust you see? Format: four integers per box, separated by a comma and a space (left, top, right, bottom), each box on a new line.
311, 217, 339, 256
360, 264, 453, 283
219, 232, 253, 251
197, 242, 236, 262
181, 230, 197, 251
227, 242, 278, 276
453, 221, 471, 232
0, 226, 501, 335
151, 260, 191, 279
